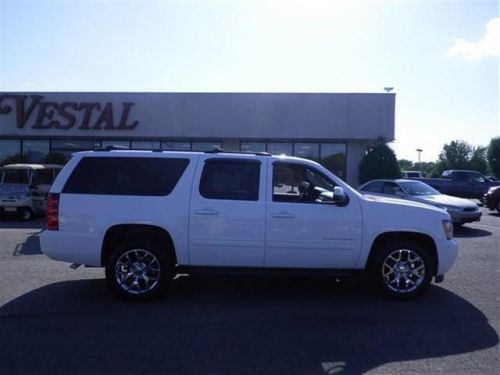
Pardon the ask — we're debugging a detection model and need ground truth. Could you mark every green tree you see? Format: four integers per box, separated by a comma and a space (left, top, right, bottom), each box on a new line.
359, 138, 401, 184
398, 159, 414, 171
420, 161, 437, 177
487, 137, 500, 178
438, 140, 472, 170
468, 146, 488, 175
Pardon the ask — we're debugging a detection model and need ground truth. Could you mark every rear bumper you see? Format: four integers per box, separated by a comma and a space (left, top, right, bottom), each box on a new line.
38, 230, 102, 266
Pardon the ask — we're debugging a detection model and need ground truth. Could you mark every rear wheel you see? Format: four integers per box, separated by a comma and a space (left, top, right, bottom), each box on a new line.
105, 240, 173, 301
371, 241, 434, 300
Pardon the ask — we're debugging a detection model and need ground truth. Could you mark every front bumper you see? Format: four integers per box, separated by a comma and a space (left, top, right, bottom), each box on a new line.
483, 194, 497, 210
436, 238, 458, 276
449, 210, 481, 224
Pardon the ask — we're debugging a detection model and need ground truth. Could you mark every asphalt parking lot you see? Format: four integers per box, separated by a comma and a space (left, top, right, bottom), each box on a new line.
0, 208, 498, 375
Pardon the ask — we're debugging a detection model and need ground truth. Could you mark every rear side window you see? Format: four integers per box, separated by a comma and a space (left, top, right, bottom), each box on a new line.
63, 157, 190, 196
200, 159, 260, 201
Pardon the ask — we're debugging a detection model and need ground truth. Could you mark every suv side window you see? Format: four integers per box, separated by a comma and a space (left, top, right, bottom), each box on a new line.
273, 162, 336, 203
63, 157, 190, 196
200, 159, 260, 201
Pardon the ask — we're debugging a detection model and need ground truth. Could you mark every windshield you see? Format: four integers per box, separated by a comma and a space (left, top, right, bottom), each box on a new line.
1, 169, 30, 184
400, 181, 439, 196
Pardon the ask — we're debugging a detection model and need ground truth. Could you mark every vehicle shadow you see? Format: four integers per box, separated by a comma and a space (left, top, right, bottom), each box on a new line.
454, 226, 492, 238
0, 276, 497, 374
13, 233, 42, 256
0, 217, 45, 230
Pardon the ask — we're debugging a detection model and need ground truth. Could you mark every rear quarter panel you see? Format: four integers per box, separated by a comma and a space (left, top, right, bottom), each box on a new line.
41, 152, 199, 266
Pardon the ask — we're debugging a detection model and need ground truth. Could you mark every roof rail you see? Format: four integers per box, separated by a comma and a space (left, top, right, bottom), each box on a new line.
205, 147, 271, 156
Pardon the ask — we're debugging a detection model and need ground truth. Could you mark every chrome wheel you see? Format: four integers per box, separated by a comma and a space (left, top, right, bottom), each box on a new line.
114, 249, 161, 295
382, 249, 425, 294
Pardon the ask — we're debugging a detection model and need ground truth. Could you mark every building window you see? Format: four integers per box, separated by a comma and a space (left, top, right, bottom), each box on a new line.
101, 140, 130, 149
50, 139, 100, 164
192, 142, 222, 151
320, 143, 346, 178
268, 143, 292, 156
240, 142, 266, 153
51, 140, 100, 150
162, 141, 191, 151
131, 141, 161, 150
23, 140, 50, 163
0, 139, 21, 165
293, 143, 319, 160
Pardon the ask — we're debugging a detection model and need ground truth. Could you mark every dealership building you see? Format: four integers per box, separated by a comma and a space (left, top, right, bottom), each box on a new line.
0, 92, 395, 185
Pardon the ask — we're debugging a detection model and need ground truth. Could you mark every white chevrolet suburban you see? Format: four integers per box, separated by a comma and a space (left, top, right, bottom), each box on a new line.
39, 150, 458, 301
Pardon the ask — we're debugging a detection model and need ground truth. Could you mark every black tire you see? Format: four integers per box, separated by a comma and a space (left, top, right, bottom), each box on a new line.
496, 200, 500, 215
105, 240, 173, 301
370, 240, 434, 300
18, 208, 33, 221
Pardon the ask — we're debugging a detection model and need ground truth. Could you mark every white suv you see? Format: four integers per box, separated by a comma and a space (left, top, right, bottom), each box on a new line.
39, 150, 458, 301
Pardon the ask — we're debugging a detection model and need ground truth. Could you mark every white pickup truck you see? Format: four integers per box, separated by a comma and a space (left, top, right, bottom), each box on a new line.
39, 150, 458, 301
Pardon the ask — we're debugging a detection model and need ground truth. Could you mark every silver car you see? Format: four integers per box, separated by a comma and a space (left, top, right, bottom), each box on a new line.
358, 179, 481, 226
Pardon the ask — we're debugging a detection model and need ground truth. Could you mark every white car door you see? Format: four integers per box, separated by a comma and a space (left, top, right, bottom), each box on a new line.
265, 160, 363, 269
189, 155, 267, 267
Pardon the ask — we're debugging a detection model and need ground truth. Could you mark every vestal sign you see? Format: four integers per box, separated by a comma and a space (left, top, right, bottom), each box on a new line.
0, 95, 139, 130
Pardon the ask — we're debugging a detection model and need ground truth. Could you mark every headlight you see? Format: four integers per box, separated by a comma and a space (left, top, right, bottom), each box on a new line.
444, 206, 461, 212
442, 219, 454, 240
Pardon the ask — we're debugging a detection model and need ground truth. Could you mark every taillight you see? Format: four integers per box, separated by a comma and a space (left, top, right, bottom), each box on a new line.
46, 193, 60, 231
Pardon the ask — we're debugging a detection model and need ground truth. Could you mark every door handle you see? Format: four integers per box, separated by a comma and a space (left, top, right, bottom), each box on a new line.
271, 211, 295, 219
194, 208, 220, 215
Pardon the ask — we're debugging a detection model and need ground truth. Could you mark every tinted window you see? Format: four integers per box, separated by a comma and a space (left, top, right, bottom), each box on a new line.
63, 157, 189, 196
200, 159, 260, 201
361, 181, 383, 193
3, 169, 30, 184
34, 170, 55, 185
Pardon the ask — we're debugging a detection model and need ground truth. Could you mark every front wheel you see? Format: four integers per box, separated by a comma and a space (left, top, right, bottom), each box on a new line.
18, 208, 33, 221
371, 241, 434, 300
105, 241, 173, 301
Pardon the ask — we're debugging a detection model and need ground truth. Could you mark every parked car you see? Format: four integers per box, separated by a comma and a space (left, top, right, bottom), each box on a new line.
402, 170, 424, 178
0, 164, 63, 220
358, 179, 481, 226
483, 185, 500, 214
416, 170, 500, 199
39, 150, 457, 301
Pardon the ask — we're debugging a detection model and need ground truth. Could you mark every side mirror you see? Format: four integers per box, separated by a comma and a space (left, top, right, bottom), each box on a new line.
395, 190, 406, 198
333, 186, 349, 206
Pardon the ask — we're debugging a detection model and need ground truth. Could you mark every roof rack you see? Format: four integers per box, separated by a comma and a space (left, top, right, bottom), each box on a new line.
205, 147, 271, 156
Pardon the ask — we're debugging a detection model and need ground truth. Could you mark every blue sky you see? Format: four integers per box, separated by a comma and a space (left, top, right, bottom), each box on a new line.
1, 0, 498, 162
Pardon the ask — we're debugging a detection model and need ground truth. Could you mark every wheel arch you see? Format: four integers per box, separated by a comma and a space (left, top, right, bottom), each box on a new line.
101, 224, 177, 267
366, 231, 438, 276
